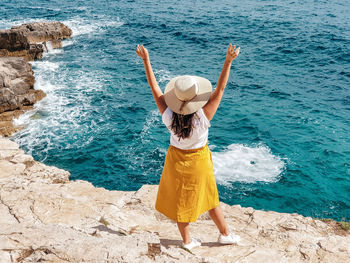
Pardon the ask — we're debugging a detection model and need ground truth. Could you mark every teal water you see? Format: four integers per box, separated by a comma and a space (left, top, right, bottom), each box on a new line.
1, 0, 349, 221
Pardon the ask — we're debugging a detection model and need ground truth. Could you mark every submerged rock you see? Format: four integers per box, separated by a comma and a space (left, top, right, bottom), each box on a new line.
0, 137, 349, 262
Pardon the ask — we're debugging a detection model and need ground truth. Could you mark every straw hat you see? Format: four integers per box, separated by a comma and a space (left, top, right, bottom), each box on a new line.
164, 75, 212, 115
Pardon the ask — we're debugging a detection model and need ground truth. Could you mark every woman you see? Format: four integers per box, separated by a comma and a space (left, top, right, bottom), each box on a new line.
136, 43, 240, 251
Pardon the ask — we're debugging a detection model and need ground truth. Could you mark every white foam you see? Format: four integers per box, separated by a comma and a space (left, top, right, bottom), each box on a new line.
212, 143, 286, 184
25, 6, 61, 12
154, 69, 175, 86
12, 60, 109, 159
13, 108, 35, 127
63, 16, 124, 37
45, 41, 54, 52
40, 41, 64, 57
140, 110, 161, 143
62, 39, 75, 47
31, 61, 60, 72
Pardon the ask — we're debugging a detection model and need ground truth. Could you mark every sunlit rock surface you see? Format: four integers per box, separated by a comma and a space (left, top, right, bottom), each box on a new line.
0, 137, 349, 262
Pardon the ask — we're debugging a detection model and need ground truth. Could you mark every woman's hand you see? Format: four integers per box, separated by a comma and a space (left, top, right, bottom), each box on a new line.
136, 44, 167, 114
203, 43, 240, 121
136, 44, 149, 61
225, 43, 240, 63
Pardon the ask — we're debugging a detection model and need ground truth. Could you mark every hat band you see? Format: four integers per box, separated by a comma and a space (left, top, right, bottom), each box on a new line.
179, 94, 197, 113
178, 93, 197, 103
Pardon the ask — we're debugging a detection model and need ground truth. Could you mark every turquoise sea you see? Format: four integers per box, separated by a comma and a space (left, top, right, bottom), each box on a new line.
1, 0, 349, 221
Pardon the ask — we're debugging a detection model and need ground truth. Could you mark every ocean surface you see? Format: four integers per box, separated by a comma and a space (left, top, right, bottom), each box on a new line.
1, 0, 349, 221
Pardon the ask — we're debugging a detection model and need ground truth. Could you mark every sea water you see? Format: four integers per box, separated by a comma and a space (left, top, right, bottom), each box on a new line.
1, 0, 349, 221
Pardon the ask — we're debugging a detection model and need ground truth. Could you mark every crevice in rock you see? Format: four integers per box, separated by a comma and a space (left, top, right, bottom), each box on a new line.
315, 246, 327, 262
14, 246, 71, 263
0, 194, 20, 223
317, 241, 334, 253
16, 247, 34, 262
36, 246, 72, 262
299, 248, 310, 260
29, 199, 43, 224
69, 225, 97, 237
235, 249, 256, 261
159, 250, 180, 260
245, 210, 255, 226
7, 236, 24, 245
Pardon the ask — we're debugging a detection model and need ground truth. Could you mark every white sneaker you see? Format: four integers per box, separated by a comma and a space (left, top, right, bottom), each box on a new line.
182, 238, 201, 251
218, 233, 241, 244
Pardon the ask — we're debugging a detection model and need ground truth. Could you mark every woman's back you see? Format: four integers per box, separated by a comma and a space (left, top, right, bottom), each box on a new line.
162, 107, 210, 150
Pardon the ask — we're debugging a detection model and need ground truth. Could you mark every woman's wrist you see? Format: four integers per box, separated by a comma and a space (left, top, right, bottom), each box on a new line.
224, 59, 232, 66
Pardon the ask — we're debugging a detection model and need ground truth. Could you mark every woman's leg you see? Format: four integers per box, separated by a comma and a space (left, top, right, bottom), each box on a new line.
177, 222, 191, 244
209, 205, 229, 235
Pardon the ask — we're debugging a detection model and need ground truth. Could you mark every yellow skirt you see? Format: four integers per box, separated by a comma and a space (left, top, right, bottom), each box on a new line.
155, 142, 219, 222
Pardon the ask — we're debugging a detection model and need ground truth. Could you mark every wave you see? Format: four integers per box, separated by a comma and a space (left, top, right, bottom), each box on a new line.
62, 40, 75, 47
42, 41, 63, 56
212, 143, 286, 184
140, 110, 161, 144
31, 60, 60, 72
12, 61, 104, 160
11, 14, 124, 160
154, 69, 175, 86
63, 16, 124, 37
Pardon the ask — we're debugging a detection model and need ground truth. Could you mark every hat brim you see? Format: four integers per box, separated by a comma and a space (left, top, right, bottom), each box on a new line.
164, 75, 212, 115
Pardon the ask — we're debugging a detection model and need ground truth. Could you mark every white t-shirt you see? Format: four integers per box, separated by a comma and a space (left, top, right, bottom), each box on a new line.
162, 107, 210, 150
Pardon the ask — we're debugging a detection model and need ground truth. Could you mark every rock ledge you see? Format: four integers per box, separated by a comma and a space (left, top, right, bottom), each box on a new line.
0, 137, 349, 262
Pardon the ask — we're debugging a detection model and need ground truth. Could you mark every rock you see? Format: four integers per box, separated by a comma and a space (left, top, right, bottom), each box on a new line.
0, 120, 21, 137
11, 21, 72, 45
0, 137, 349, 262
0, 21, 72, 61
0, 30, 44, 60
0, 159, 26, 178
0, 57, 35, 109
0, 57, 46, 136
0, 44, 44, 61
0, 21, 72, 137
0, 106, 32, 121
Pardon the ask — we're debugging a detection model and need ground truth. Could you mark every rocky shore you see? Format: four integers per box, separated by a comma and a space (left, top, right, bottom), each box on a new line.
0, 21, 72, 137
0, 136, 349, 262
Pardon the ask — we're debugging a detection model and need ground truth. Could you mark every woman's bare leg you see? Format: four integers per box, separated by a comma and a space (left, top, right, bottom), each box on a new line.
209, 205, 229, 235
177, 222, 191, 244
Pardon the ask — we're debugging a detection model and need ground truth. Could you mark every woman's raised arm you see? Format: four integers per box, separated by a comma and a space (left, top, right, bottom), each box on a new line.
203, 44, 240, 121
136, 44, 167, 114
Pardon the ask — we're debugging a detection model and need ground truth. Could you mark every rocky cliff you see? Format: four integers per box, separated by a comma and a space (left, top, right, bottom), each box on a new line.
0, 57, 45, 136
0, 21, 72, 137
0, 137, 349, 262
0, 21, 72, 60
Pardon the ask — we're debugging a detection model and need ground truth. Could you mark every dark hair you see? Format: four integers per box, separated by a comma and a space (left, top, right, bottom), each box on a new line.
171, 112, 196, 140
